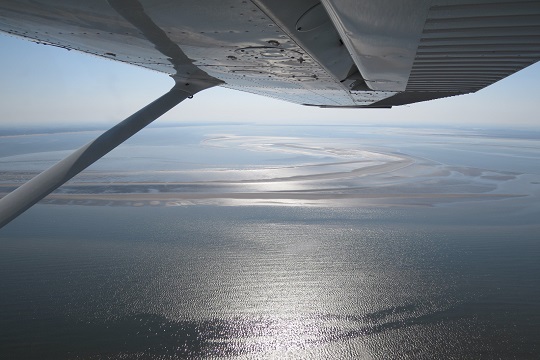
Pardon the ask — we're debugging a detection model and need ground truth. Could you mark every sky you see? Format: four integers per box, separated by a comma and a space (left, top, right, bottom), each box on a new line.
1, 33, 539, 129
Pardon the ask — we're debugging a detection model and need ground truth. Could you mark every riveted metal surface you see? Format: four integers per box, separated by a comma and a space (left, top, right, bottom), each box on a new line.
1, 0, 540, 108
0, 0, 396, 107
252, 0, 357, 82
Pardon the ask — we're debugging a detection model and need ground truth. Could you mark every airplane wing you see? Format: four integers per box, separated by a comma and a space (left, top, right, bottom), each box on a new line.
1, 0, 540, 227
2, 0, 539, 108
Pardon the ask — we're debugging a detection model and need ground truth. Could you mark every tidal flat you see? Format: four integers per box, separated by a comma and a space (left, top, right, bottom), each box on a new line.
1, 124, 539, 359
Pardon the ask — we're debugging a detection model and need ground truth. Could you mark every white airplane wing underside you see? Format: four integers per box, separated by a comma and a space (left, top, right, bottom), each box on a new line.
1, 0, 539, 108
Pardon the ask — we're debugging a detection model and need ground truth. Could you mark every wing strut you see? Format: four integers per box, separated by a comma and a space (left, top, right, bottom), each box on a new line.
0, 80, 215, 228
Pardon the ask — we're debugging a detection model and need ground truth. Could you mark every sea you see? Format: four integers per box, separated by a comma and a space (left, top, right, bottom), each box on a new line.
1, 124, 539, 359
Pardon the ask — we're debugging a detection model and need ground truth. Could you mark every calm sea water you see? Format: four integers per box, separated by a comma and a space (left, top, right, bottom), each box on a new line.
1, 125, 539, 359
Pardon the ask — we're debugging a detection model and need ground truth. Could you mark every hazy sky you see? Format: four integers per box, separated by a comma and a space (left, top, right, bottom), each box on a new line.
1, 33, 539, 129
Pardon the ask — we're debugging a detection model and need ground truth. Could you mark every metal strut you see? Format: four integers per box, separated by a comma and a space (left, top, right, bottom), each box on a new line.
0, 80, 215, 228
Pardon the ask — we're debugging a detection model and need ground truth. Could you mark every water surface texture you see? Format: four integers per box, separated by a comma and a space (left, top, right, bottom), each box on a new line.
1, 125, 539, 359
